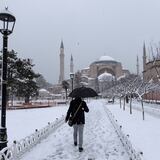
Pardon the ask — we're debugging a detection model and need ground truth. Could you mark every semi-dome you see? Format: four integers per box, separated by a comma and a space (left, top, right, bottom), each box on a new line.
98, 72, 114, 81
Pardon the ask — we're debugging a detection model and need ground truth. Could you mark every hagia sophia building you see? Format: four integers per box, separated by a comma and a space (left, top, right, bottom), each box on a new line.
53, 40, 130, 94
51, 40, 160, 102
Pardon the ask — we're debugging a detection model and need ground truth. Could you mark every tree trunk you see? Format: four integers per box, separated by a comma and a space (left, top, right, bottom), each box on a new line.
120, 97, 122, 108
11, 93, 14, 108
123, 96, 125, 110
129, 95, 132, 114
141, 98, 145, 120
25, 96, 30, 104
65, 89, 68, 100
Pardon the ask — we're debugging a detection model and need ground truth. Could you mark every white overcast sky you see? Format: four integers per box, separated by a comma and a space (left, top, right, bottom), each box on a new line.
0, 0, 160, 84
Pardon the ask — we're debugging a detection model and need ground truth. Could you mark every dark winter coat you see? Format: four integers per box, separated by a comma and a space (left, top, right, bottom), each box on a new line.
65, 97, 89, 125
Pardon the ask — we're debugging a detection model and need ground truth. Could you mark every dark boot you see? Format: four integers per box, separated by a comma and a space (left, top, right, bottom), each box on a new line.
74, 142, 77, 146
79, 147, 83, 152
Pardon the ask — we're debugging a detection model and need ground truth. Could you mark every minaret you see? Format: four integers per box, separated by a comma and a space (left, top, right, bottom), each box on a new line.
143, 42, 147, 71
136, 55, 139, 75
70, 54, 74, 73
59, 40, 64, 84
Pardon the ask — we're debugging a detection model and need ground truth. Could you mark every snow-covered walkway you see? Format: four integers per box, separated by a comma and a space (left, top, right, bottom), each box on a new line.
20, 100, 129, 160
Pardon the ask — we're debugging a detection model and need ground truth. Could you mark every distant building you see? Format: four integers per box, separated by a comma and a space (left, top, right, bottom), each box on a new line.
142, 43, 160, 101
143, 43, 160, 82
80, 55, 130, 91
52, 42, 131, 95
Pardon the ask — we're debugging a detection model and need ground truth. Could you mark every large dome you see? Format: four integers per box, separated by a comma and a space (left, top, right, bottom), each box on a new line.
91, 55, 117, 65
99, 55, 115, 61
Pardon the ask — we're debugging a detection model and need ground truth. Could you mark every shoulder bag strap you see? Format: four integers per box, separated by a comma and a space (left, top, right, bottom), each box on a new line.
72, 102, 82, 120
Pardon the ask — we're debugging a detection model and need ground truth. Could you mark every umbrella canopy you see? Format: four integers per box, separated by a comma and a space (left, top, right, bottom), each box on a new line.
68, 87, 98, 98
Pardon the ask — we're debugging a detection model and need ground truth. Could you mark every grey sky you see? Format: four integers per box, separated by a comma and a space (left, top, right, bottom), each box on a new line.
0, 0, 160, 84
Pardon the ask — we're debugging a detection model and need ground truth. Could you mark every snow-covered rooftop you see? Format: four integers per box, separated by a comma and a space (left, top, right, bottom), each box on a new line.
81, 75, 89, 79
39, 89, 49, 93
83, 67, 90, 70
117, 74, 126, 80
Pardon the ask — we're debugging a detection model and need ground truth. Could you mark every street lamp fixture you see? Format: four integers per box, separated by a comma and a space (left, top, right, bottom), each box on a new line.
0, 7, 16, 150
70, 73, 74, 92
0, 7, 15, 35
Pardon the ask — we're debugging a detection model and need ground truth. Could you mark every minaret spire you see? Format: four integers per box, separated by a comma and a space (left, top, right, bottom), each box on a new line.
143, 42, 147, 71
70, 54, 74, 73
59, 40, 65, 84
60, 40, 64, 49
136, 55, 139, 75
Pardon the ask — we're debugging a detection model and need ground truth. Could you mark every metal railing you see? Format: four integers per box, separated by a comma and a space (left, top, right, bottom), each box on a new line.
103, 105, 144, 160
0, 116, 65, 160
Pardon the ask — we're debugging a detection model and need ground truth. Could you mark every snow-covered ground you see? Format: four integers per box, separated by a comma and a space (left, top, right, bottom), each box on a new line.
107, 100, 160, 160
1, 99, 160, 159
6, 105, 67, 145
20, 100, 128, 160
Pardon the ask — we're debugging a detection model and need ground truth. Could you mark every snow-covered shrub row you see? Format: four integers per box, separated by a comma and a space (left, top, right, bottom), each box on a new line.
103, 105, 144, 160
0, 116, 64, 160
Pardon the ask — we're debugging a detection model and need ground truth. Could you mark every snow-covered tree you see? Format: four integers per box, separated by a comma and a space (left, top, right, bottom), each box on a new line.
14, 58, 40, 103
62, 80, 69, 100
36, 74, 52, 89
0, 50, 40, 104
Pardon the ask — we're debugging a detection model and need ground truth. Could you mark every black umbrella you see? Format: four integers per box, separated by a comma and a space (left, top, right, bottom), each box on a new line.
68, 87, 98, 98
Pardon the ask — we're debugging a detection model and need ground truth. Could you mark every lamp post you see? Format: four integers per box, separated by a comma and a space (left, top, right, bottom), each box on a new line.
0, 7, 16, 150
70, 73, 74, 92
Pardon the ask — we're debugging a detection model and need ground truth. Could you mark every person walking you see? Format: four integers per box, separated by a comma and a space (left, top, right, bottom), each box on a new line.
65, 97, 89, 152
